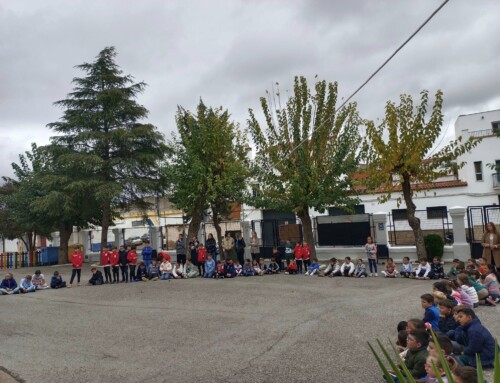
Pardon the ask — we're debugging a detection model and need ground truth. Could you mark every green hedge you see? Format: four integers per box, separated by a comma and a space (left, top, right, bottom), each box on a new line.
424, 234, 444, 262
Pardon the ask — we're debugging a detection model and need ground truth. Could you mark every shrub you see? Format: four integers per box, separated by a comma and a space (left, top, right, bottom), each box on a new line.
424, 234, 444, 262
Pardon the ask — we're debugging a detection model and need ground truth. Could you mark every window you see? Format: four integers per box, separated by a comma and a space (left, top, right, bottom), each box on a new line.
392, 209, 408, 221
427, 206, 447, 219
328, 204, 365, 216
474, 161, 483, 181
492, 121, 500, 134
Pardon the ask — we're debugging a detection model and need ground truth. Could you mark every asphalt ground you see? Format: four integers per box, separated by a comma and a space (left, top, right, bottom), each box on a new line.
1, 265, 499, 383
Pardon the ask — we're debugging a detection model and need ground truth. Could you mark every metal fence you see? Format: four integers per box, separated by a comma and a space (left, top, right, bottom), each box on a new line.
0, 249, 58, 270
387, 209, 452, 246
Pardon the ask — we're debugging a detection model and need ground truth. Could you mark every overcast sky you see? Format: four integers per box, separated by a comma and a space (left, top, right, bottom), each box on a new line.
1, 0, 499, 178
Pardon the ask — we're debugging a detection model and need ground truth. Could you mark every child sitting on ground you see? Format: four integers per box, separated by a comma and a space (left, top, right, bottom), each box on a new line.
185, 259, 199, 278
381, 258, 399, 278
88, 266, 104, 285
353, 258, 368, 278
305, 258, 320, 276
421, 293, 440, 331
0, 273, 20, 295
160, 257, 172, 280
465, 258, 477, 272
285, 259, 298, 275
234, 260, 243, 276
324, 258, 341, 277
267, 258, 280, 274
451, 280, 473, 308
172, 262, 186, 279
204, 255, 216, 278
32, 270, 49, 289
452, 366, 478, 383
477, 258, 488, 276
242, 259, 255, 276
215, 260, 225, 279
19, 275, 36, 293
147, 259, 160, 281
430, 257, 445, 279
340, 257, 355, 277
50, 271, 67, 289
400, 256, 415, 278
419, 355, 448, 383
395, 329, 429, 380
224, 258, 236, 278
437, 299, 459, 335
457, 274, 479, 308
415, 258, 432, 280
447, 258, 461, 280
135, 262, 148, 281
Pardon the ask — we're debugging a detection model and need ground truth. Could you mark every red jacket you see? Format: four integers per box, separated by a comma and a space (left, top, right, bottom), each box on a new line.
197, 247, 207, 263
71, 251, 83, 269
110, 250, 119, 266
101, 250, 110, 266
287, 262, 298, 271
127, 250, 138, 265
158, 251, 171, 262
301, 245, 311, 261
294, 244, 303, 260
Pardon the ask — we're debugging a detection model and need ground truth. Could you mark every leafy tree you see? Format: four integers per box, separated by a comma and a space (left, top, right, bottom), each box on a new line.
47, 47, 166, 250
247, 76, 362, 256
166, 101, 249, 256
0, 145, 55, 252
363, 90, 478, 259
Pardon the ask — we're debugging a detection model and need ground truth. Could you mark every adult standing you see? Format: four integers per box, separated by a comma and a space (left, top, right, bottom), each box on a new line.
189, 235, 199, 266
176, 233, 187, 265
206, 233, 217, 263
250, 231, 260, 262
235, 232, 246, 266
481, 222, 500, 266
222, 232, 235, 261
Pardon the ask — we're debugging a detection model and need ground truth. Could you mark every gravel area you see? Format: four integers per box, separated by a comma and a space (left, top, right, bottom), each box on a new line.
0, 265, 499, 382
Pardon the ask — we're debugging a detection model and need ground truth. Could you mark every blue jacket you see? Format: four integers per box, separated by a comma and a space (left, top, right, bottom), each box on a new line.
0, 278, 17, 289
205, 259, 215, 274
50, 276, 64, 288
20, 278, 34, 289
136, 266, 147, 279
142, 246, 153, 261
457, 318, 496, 367
307, 263, 320, 271
422, 305, 440, 331
224, 263, 236, 277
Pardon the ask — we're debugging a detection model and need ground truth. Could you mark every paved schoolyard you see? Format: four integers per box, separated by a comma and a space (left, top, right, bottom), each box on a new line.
1, 265, 499, 383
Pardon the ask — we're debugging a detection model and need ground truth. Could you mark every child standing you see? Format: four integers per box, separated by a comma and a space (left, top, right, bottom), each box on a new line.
68, 245, 84, 288
302, 241, 311, 271
197, 243, 207, 276
110, 246, 120, 283
353, 258, 368, 278
365, 236, 377, 277
400, 257, 415, 278
381, 258, 399, 278
101, 245, 112, 284
294, 242, 303, 274
118, 245, 129, 283
127, 246, 138, 282
284, 239, 294, 266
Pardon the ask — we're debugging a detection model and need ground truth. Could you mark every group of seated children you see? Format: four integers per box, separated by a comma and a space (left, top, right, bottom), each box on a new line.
391, 271, 499, 382
1, 270, 59, 294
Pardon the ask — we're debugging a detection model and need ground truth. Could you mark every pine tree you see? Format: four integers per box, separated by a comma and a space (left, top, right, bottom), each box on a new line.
47, 47, 166, 250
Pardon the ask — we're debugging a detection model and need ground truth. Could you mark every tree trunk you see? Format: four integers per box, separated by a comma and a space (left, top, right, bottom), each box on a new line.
297, 207, 316, 257
187, 198, 204, 242
101, 202, 110, 251
212, 209, 224, 260
58, 222, 73, 264
402, 172, 427, 260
